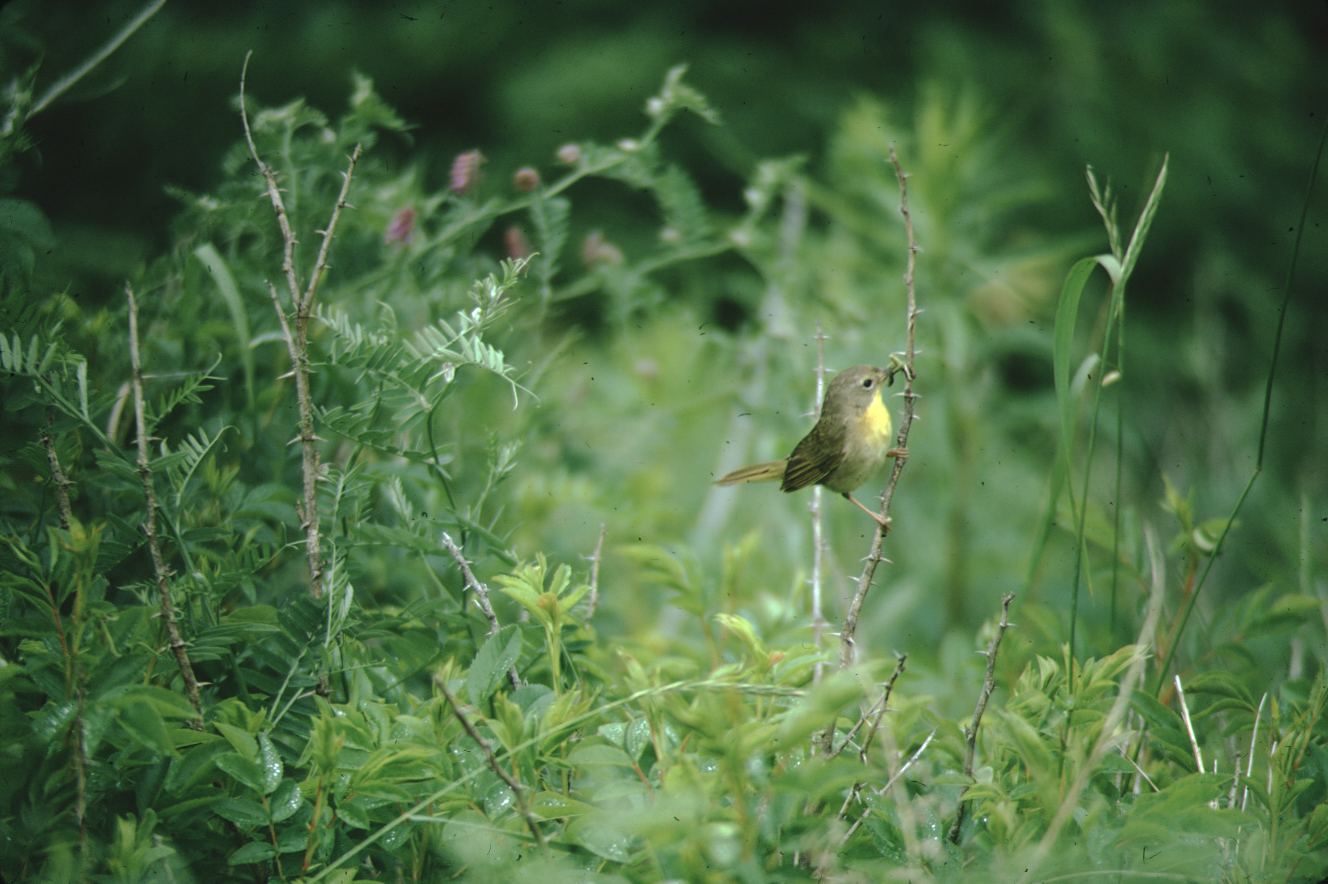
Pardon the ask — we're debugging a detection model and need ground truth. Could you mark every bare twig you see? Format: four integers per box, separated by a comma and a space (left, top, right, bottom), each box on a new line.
440, 531, 502, 633
42, 406, 72, 529
947, 593, 1015, 843
860, 652, 907, 763
838, 144, 921, 669
126, 284, 204, 728
241, 52, 363, 599
881, 726, 937, 794
824, 653, 907, 761
440, 531, 520, 690
587, 522, 606, 616
241, 54, 301, 309
815, 726, 936, 882
439, 682, 549, 856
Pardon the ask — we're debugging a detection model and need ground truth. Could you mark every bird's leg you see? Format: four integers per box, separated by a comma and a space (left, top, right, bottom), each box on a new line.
844, 492, 891, 530
886, 446, 909, 461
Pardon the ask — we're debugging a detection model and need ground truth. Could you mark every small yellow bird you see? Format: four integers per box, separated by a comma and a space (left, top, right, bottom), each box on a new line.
715, 365, 905, 527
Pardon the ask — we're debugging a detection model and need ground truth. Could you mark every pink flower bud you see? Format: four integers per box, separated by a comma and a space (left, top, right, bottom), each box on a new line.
384, 206, 417, 244
556, 143, 582, 165
505, 225, 532, 261
513, 166, 541, 192
580, 230, 623, 266
449, 149, 484, 195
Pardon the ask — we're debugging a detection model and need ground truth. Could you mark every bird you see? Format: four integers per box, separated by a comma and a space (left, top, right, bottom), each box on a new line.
715, 364, 905, 527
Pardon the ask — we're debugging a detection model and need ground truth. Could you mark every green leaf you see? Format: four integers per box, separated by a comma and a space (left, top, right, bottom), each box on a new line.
772, 670, 862, 749
0, 197, 55, 281
337, 796, 371, 829
530, 791, 597, 819
275, 824, 309, 853
714, 613, 768, 667
1130, 690, 1183, 730
227, 841, 277, 864
194, 242, 254, 408
529, 195, 569, 291
1184, 671, 1255, 709
214, 797, 269, 827
1052, 256, 1101, 466
624, 718, 652, 762
567, 741, 636, 768
467, 625, 522, 706
216, 753, 268, 793
257, 733, 283, 795
1251, 594, 1326, 635
566, 813, 632, 863
268, 779, 303, 823
118, 699, 178, 757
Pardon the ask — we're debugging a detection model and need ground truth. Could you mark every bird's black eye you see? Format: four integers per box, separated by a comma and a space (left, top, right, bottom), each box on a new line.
862, 378, 874, 388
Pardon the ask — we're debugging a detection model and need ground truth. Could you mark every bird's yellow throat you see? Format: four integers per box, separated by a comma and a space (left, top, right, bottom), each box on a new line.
861, 391, 893, 443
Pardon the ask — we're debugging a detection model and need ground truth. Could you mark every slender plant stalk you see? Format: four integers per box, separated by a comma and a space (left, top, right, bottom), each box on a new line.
948, 592, 1015, 843
1155, 113, 1327, 692
811, 321, 828, 680
29, 0, 166, 117
587, 522, 606, 616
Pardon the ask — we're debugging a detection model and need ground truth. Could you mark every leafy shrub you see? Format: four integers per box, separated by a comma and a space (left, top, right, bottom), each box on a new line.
1, 48, 1325, 884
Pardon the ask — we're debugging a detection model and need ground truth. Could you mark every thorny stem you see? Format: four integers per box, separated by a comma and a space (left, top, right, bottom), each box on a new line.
825, 653, 907, 761
42, 405, 72, 529
126, 284, 204, 728
588, 522, 606, 616
440, 531, 521, 691
241, 51, 362, 599
439, 682, 549, 856
838, 145, 920, 669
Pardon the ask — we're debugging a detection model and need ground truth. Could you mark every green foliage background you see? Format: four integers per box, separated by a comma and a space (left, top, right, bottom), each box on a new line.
0, 2, 1325, 881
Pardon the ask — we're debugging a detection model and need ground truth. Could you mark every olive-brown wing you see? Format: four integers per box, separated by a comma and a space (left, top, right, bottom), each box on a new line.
780, 417, 846, 492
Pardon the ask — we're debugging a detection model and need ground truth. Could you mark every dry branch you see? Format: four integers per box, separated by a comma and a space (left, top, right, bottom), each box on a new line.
125, 284, 204, 729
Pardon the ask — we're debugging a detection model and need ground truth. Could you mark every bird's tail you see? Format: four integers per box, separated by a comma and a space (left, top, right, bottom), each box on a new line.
714, 460, 787, 486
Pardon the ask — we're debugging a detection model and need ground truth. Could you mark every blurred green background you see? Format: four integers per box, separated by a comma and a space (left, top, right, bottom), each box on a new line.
4, 0, 1325, 674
